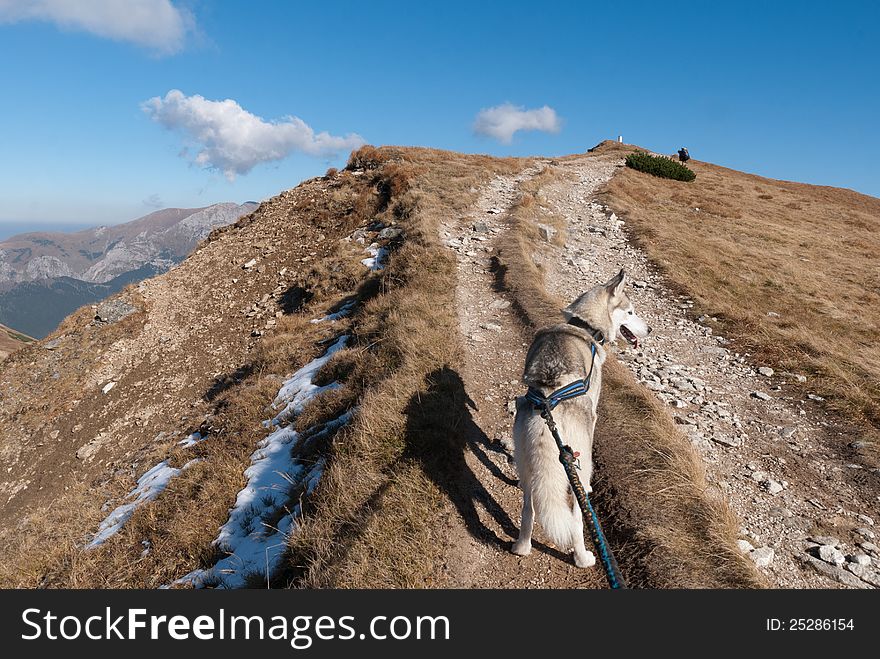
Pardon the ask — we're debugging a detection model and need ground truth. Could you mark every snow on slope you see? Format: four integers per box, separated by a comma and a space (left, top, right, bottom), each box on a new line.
174, 336, 352, 588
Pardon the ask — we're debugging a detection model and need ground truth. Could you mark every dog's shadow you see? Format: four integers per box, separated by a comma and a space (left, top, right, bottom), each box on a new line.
404, 367, 569, 564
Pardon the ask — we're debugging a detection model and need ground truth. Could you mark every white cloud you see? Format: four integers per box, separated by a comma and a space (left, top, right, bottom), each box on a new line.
0, 0, 194, 55
143, 90, 366, 180
473, 103, 562, 144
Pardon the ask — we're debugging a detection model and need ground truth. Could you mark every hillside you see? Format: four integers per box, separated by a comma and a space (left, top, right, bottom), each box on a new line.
0, 202, 258, 337
0, 322, 33, 360
0, 144, 877, 590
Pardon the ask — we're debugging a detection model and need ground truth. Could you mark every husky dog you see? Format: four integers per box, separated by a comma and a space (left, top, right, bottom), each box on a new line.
511, 270, 651, 567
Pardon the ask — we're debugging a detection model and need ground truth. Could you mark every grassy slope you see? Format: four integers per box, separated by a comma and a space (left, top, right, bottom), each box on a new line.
598, 141, 880, 466
0, 322, 34, 359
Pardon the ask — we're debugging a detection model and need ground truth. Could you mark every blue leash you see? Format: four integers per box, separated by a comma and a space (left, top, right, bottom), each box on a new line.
524, 341, 626, 589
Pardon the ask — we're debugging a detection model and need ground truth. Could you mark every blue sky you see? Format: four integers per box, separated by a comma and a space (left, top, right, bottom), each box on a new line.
0, 0, 877, 229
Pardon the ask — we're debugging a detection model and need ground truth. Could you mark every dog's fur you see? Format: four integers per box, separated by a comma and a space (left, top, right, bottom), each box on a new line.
511, 270, 651, 567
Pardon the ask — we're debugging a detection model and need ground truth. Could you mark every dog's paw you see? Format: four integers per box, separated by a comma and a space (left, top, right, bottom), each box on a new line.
511, 539, 532, 557
574, 550, 596, 568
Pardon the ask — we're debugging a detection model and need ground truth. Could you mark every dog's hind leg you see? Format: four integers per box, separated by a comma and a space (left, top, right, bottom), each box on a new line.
511, 484, 534, 557
570, 496, 596, 568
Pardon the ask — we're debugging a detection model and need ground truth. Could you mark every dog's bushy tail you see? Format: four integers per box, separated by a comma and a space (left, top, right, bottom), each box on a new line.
514, 406, 579, 551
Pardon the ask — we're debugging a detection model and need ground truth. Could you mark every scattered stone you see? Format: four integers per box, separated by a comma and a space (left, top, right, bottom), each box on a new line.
750, 546, 775, 568
536, 224, 556, 242
764, 479, 784, 495
101, 381, 117, 395
472, 221, 489, 233
632, 280, 648, 288
807, 393, 825, 402
751, 391, 771, 401
507, 400, 517, 415
480, 322, 502, 332
779, 426, 797, 439
848, 554, 872, 567
242, 259, 257, 269
43, 338, 62, 350
855, 528, 876, 540
489, 299, 511, 310
857, 514, 875, 527
757, 367, 774, 377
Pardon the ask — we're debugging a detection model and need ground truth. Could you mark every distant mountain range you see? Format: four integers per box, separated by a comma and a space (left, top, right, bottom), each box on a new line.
0, 202, 258, 338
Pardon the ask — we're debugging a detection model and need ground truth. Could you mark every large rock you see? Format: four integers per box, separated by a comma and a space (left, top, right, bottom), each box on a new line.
816, 545, 846, 566
95, 299, 137, 324
797, 554, 871, 589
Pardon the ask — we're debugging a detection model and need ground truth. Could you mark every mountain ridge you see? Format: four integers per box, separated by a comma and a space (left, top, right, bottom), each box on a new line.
0, 201, 258, 337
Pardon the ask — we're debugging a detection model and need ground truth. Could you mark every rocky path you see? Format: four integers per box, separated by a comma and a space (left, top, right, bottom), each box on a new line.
540, 156, 879, 589
436, 165, 604, 588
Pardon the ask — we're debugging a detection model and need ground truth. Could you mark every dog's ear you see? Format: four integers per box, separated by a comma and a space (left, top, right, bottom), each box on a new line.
605, 269, 626, 295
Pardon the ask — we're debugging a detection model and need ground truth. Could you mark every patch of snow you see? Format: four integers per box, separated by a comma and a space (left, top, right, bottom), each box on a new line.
177, 431, 205, 448
310, 300, 356, 324
264, 335, 348, 428
361, 242, 387, 271
173, 335, 354, 588
88, 459, 201, 548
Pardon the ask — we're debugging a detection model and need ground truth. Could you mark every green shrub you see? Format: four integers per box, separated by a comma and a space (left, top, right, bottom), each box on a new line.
625, 151, 696, 182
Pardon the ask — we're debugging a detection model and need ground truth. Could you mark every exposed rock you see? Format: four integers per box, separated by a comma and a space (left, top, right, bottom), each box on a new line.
797, 554, 871, 589
751, 391, 771, 401
95, 299, 136, 324
845, 563, 880, 587
808, 535, 841, 548
816, 544, 846, 566
763, 479, 784, 495
859, 542, 880, 557
750, 546, 775, 568
710, 434, 741, 448
536, 224, 556, 242
848, 554, 872, 567
736, 539, 754, 554
378, 226, 404, 240
757, 367, 774, 377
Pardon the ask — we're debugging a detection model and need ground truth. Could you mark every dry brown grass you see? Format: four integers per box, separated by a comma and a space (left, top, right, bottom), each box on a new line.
496, 160, 765, 588
601, 153, 880, 466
